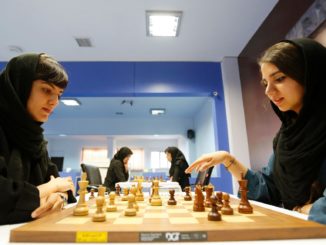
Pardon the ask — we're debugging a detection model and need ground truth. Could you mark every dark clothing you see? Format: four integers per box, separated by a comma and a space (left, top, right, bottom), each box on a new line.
0, 54, 75, 225
243, 38, 326, 225
245, 154, 326, 224
165, 147, 190, 191
269, 39, 326, 209
104, 159, 129, 192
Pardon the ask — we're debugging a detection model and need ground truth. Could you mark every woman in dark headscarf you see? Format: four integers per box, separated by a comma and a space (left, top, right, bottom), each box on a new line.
185, 38, 326, 224
0, 53, 76, 225
165, 147, 190, 191
104, 147, 133, 192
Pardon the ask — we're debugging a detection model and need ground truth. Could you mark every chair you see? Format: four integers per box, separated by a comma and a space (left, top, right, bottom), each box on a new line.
80, 163, 102, 190
193, 167, 213, 186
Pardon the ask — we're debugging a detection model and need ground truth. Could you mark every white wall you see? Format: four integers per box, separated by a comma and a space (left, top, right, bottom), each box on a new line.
221, 57, 251, 193
193, 98, 218, 177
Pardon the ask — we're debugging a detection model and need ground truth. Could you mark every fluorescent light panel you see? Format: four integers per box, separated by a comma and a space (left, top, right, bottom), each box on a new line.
61, 99, 81, 106
146, 11, 182, 37
150, 108, 166, 115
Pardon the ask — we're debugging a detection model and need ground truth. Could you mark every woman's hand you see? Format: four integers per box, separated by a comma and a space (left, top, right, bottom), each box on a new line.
293, 204, 313, 215
31, 192, 64, 219
185, 151, 230, 173
48, 175, 74, 193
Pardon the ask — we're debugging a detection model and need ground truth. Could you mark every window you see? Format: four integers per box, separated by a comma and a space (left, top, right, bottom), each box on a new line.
81, 148, 109, 167
150, 151, 169, 169
128, 148, 144, 170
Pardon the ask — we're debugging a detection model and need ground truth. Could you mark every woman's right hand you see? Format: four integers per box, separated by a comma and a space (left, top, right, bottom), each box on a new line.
185, 151, 230, 173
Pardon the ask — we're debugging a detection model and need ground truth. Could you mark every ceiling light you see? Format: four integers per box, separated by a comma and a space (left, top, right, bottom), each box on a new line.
150, 108, 166, 115
61, 99, 81, 106
146, 11, 182, 37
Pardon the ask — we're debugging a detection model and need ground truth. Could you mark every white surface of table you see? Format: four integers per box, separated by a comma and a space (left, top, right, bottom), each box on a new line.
117, 180, 182, 193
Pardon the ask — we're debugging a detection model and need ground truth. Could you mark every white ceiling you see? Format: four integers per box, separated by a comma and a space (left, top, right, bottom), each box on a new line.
1, 0, 278, 121
1, 0, 277, 62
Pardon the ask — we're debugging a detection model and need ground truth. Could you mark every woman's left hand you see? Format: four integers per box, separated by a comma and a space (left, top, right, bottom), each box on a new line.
31, 192, 64, 219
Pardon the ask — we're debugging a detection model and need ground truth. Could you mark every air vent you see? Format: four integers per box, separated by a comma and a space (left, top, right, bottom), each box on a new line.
75, 38, 92, 47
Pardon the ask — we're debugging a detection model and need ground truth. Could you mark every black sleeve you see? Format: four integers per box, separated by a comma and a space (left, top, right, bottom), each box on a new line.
0, 157, 40, 225
113, 161, 128, 182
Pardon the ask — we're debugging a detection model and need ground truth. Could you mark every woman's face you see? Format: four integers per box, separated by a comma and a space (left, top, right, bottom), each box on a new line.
166, 152, 172, 162
261, 62, 305, 114
123, 155, 131, 164
27, 79, 63, 122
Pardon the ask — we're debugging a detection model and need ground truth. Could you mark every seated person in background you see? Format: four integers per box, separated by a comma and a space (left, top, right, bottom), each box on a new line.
185, 38, 326, 225
165, 147, 190, 191
0, 53, 76, 225
104, 147, 133, 192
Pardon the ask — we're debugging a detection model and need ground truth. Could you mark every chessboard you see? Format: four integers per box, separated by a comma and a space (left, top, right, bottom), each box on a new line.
10, 193, 326, 243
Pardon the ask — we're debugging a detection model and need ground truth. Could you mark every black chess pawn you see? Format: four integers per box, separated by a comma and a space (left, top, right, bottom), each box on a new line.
215, 191, 223, 210
221, 192, 233, 215
205, 185, 214, 208
208, 195, 221, 221
168, 189, 177, 205
184, 186, 192, 201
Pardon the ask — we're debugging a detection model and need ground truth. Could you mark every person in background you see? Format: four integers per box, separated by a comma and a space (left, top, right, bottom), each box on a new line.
185, 38, 326, 225
165, 147, 190, 191
0, 53, 76, 225
104, 147, 133, 192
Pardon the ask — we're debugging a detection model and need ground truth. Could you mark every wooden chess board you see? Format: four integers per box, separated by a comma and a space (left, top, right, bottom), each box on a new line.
10, 194, 326, 243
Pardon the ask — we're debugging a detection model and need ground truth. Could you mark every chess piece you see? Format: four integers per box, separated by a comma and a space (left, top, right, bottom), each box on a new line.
115, 184, 121, 196
168, 189, 177, 205
238, 174, 253, 214
193, 184, 205, 212
184, 186, 192, 201
205, 185, 214, 208
89, 188, 95, 200
73, 172, 89, 216
215, 191, 223, 210
92, 196, 106, 222
106, 192, 117, 212
121, 188, 129, 201
130, 184, 137, 196
124, 194, 137, 216
135, 181, 144, 201
151, 180, 162, 206
208, 195, 221, 221
221, 192, 233, 215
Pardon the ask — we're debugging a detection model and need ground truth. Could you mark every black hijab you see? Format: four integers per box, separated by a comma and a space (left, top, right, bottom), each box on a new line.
272, 39, 326, 209
165, 147, 189, 176
113, 147, 133, 162
0, 53, 49, 180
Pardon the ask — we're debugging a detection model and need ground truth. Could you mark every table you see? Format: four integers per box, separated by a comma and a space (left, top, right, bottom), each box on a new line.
5, 193, 326, 244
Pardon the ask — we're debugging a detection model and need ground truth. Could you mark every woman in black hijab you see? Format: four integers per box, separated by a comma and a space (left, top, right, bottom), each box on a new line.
0, 53, 76, 225
165, 147, 190, 191
104, 147, 133, 192
185, 38, 326, 224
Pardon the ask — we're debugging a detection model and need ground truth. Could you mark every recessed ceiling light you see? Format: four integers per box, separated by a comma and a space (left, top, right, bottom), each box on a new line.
61, 99, 81, 106
146, 11, 182, 37
150, 108, 166, 115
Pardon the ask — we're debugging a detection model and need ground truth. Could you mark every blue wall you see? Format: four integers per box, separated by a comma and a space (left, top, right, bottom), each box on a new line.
60, 61, 220, 97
